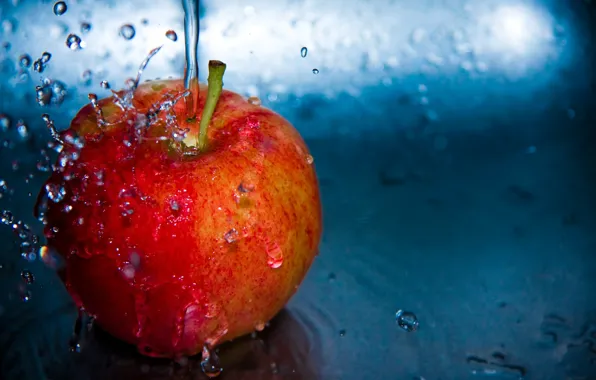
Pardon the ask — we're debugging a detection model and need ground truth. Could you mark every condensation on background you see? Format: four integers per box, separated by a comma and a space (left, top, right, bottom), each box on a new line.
0, 0, 585, 139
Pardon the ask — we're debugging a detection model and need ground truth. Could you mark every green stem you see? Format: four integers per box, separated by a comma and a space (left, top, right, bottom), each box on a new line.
197, 60, 226, 151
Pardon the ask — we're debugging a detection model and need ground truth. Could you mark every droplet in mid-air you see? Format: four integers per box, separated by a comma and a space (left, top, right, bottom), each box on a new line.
300, 46, 308, 57
0, 114, 10, 131
80, 22, 92, 34
16, 120, 29, 139
53, 1, 67, 16
41, 52, 52, 63
395, 309, 419, 332
21, 269, 34, 284
100, 80, 110, 89
21, 289, 32, 302
119, 24, 136, 40
19, 54, 31, 68
165, 30, 178, 41
66, 34, 83, 50
312, 68, 319, 74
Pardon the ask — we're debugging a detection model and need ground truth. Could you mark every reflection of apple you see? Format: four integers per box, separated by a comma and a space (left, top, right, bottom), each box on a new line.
38, 61, 322, 358
59, 308, 320, 380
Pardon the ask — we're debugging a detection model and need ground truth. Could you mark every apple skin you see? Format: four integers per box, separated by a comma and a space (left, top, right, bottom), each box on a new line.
39, 79, 322, 358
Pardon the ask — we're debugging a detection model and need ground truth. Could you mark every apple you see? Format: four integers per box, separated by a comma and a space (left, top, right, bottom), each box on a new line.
38, 61, 322, 358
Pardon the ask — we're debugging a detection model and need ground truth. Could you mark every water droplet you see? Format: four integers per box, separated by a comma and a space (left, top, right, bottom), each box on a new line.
53, 1, 67, 16
170, 200, 179, 211
165, 30, 178, 41
305, 154, 314, 164
80, 22, 92, 34
100, 80, 110, 89
81, 69, 93, 86
119, 24, 136, 40
35, 79, 67, 106
19, 54, 31, 68
0, 114, 10, 131
66, 34, 84, 50
312, 68, 319, 74
45, 183, 66, 203
265, 241, 283, 269
16, 120, 29, 139
41, 52, 52, 63
21, 269, 34, 284
0, 179, 8, 198
200, 345, 222, 378
247, 96, 261, 106
395, 309, 419, 332
224, 228, 239, 244
21, 289, 32, 302
300, 46, 308, 57
130, 251, 141, 268
255, 321, 266, 331
339, 329, 346, 337
238, 182, 255, 193
328, 272, 336, 282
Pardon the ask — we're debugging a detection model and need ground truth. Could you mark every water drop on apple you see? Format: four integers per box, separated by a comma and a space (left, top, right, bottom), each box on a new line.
200, 346, 222, 378
224, 228, 238, 243
247, 96, 261, 106
266, 241, 283, 269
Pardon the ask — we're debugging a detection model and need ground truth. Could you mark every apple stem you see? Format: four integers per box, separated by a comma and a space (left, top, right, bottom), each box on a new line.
197, 60, 226, 151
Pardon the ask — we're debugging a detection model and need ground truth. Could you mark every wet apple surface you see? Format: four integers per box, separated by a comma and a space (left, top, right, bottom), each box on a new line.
38, 77, 322, 358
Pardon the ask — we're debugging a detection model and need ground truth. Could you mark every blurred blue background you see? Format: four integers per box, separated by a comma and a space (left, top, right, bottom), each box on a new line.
1, 0, 595, 379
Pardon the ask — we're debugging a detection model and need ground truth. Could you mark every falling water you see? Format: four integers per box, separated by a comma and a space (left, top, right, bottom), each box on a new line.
182, 0, 201, 119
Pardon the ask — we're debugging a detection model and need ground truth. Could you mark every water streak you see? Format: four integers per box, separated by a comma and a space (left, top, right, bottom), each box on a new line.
182, 0, 200, 118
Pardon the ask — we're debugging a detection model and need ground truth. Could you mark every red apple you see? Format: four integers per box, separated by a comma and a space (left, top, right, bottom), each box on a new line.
38, 61, 322, 358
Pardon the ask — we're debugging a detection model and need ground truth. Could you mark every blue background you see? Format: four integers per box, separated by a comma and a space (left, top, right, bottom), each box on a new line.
0, 0, 595, 379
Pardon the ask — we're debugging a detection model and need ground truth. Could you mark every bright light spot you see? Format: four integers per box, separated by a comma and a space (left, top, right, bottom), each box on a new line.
484, 5, 553, 54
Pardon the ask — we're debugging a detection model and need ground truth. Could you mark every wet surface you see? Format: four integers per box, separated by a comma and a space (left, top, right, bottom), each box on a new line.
1, 0, 596, 379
